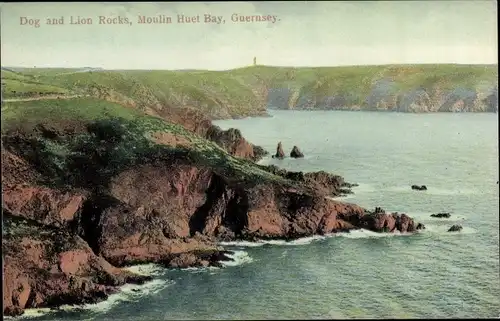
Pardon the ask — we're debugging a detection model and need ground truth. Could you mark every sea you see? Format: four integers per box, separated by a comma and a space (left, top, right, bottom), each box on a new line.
14, 110, 499, 320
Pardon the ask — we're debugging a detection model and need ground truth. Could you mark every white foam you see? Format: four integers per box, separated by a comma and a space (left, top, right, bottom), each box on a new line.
171, 250, 255, 272
122, 263, 165, 277
219, 235, 328, 248
10, 277, 172, 319
179, 266, 220, 274
264, 234, 328, 246
420, 224, 477, 235
219, 240, 266, 247
220, 250, 254, 267
57, 278, 172, 314
335, 229, 413, 239
219, 229, 418, 248
8, 308, 53, 319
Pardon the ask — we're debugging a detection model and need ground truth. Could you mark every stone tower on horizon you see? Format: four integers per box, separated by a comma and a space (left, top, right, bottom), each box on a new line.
253, 57, 257, 66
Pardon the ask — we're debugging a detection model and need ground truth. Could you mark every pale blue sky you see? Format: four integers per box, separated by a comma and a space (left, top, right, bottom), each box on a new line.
0, 1, 497, 69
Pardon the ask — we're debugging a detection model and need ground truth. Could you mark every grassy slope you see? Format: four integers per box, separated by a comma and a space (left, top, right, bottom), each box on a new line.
2, 68, 265, 118
1, 69, 72, 98
1, 98, 286, 187
2, 64, 497, 117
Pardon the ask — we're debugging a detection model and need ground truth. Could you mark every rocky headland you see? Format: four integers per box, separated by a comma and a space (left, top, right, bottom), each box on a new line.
2, 95, 426, 316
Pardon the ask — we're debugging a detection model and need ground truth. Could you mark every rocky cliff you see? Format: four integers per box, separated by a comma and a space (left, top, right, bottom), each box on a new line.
264, 65, 498, 113
2, 98, 425, 316
2, 64, 497, 121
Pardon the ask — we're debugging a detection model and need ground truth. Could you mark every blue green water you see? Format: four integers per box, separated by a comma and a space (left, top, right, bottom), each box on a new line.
18, 110, 499, 320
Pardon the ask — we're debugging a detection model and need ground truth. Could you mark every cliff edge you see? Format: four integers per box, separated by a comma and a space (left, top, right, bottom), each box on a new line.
2, 97, 425, 316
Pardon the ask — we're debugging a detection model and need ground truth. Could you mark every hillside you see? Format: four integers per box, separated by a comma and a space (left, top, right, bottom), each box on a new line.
1, 95, 426, 316
2, 64, 497, 118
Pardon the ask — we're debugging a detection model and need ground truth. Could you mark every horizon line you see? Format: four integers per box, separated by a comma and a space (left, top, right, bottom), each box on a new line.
1, 62, 498, 72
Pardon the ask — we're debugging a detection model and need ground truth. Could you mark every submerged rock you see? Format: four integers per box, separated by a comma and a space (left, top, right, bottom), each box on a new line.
1, 118, 426, 315
447, 224, 463, 232
430, 212, 451, 218
411, 185, 427, 191
159, 250, 234, 269
290, 145, 304, 158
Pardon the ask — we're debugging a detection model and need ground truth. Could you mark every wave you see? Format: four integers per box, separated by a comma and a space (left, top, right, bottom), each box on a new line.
338, 229, 415, 239
175, 250, 255, 274
12, 266, 172, 319
419, 224, 477, 235
219, 235, 327, 248
121, 263, 165, 277
63, 278, 172, 314
179, 266, 219, 274
220, 250, 254, 267
218, 224, 476, 250
50, 279, 172, 315
219, 230, 417, 248
5, 308, 53, 319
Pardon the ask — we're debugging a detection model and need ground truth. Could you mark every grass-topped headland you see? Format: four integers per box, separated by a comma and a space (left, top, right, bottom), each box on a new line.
2, 64, 497, 119
1, 98, 287, 190
2, 67, 432, 317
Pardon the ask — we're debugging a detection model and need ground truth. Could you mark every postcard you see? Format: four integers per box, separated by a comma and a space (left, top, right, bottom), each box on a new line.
1, 1, 498, 319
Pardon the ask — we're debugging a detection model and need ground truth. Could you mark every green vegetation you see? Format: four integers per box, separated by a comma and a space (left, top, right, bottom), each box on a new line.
3, 64, 497, 118
1, 98, 286, 189
1, 68, 73, 99
1, 98, 141, 131
1, 78, 71, 98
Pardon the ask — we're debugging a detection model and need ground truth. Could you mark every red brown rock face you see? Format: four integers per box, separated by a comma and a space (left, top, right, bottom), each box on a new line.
2, 218, 150, 317
290, 145, 304, 158
1, 117, 423, 316
274, 142, 285, 159
156, 106, 267, 161
3, 185, 87, 227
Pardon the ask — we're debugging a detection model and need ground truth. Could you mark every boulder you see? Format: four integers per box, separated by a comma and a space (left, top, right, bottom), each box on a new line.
290, 146, 304, 158
430, 212, 451, 218
447, 224, 463, 232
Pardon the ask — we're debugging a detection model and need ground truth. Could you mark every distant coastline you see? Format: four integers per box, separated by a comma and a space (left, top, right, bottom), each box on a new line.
1, 64, 498, 121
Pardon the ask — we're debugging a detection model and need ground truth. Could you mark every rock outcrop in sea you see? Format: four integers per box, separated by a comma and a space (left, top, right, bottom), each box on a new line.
1, 107, 425, 316
448, 225, 463, 232
431, 213, 451, 218
290, 145, 304, 158
273, 141, 285, 159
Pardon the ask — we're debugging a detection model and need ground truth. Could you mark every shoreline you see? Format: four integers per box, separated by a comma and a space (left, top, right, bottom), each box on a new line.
7, 221, 475, 320
211, 108, 499, 123
2, 94, 428, 317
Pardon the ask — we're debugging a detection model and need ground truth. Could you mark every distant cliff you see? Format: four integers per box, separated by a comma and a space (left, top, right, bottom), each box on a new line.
1, 64, 497, 119
261, 64, 498, 113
